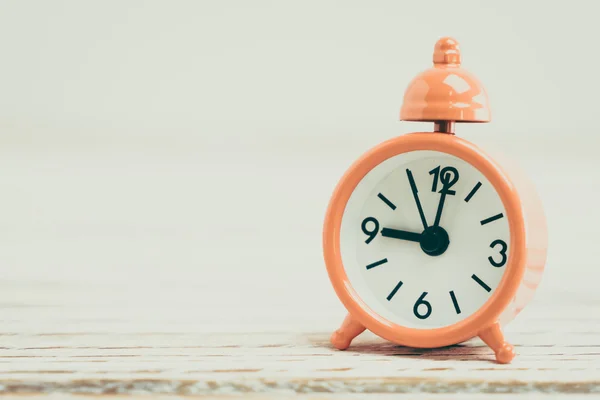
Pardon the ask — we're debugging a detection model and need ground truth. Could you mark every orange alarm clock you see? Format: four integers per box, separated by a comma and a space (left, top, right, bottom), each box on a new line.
322, 37, 547, 363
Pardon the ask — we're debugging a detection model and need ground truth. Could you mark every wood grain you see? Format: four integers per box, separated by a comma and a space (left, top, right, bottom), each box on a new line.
1, 292, 600, 396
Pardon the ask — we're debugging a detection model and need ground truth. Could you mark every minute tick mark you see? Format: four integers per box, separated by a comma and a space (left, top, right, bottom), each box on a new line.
449, 290, 461, 314
386, 280, 403, 301
377, 193, 397, 210
472, 274, 492, 292
480, 213, 504, 226
366, 258, 388, 270
464, 182, 482, 202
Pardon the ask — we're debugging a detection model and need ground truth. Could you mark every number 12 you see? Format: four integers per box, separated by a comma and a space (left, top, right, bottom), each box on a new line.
429, 165, 459, 195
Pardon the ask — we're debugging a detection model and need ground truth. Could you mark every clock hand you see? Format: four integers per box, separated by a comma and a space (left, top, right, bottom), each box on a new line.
381, 228, 422, 243
406, 169, 429, 229
433, 166, 459, 227
433, 190, 448, 227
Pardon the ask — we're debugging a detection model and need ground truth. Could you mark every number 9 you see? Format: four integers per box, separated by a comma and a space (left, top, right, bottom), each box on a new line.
361, 217, 379, 244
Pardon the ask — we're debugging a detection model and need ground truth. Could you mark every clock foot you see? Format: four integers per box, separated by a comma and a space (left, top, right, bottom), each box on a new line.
330, 314, 365, 350
479, 322, 515, 364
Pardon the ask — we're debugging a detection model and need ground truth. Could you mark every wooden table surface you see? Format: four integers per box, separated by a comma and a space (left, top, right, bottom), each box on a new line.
2, 283, 599, 398
0, 141, 597, 397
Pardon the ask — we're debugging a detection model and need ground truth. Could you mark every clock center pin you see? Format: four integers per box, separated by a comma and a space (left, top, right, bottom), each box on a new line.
420, 226, 450, 256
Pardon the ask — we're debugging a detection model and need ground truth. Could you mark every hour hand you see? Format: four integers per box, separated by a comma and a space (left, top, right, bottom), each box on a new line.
381, 228, 422, 243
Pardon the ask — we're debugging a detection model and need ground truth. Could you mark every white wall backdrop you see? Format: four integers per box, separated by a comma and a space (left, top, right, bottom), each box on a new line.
0, 1, 596, 333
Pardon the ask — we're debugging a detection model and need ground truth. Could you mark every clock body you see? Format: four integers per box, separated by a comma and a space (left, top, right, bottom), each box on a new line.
323, 132, 546, 348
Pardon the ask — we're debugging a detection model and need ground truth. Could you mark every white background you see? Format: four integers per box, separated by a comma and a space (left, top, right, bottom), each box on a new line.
0, 1, 597, 333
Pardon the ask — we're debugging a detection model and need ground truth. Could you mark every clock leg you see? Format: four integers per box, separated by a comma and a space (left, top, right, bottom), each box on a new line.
330, 313, 365, 350
478, 322, 515, 364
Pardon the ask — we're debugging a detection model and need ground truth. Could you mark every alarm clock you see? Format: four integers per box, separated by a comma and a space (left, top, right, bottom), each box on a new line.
322, 37, 547, 363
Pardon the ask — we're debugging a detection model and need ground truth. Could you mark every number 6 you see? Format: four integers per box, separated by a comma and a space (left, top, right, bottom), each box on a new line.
413, 292, 432, 320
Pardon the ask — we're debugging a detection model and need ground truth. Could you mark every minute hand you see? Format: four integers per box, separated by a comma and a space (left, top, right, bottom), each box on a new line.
406, 169, 429, 229
381, 228, 422, 243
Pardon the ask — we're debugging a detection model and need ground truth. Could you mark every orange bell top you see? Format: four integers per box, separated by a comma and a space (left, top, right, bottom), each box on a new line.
400, 37, 491, 123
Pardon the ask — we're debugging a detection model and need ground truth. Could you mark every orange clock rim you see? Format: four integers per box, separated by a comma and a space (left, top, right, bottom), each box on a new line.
322, 132, 527, 348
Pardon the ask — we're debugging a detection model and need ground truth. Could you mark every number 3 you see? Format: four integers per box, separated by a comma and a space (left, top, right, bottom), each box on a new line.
488, 239, 507, 267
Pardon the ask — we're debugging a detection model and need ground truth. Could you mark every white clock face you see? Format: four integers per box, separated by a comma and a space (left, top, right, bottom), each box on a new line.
340, 150, 510, 329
